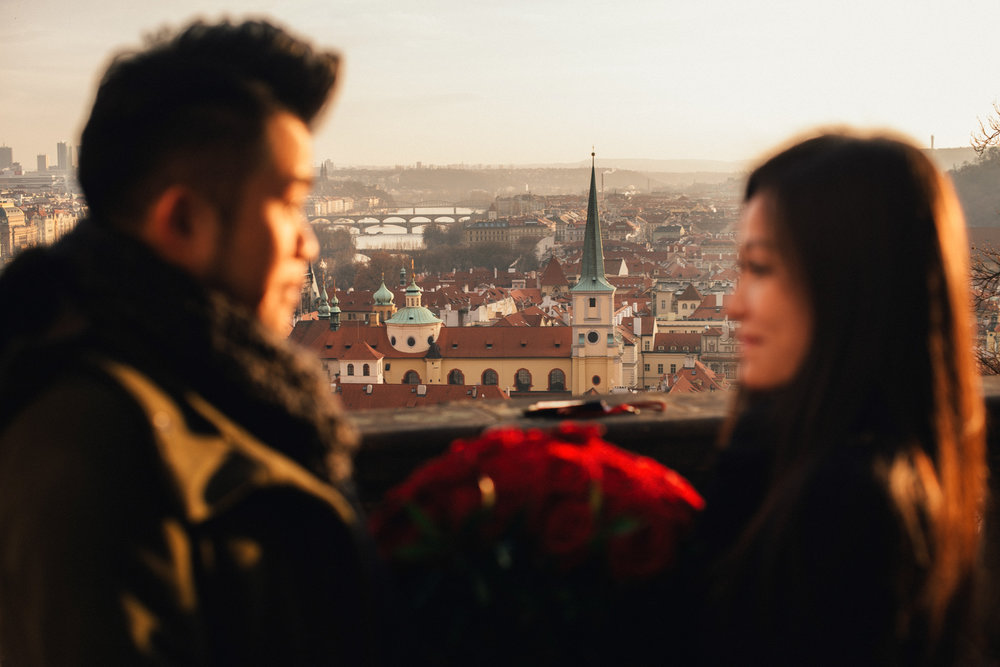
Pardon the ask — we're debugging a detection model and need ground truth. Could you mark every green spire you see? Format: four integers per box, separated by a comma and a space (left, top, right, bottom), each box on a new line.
571, 151, 614, 293
317, 284, 331, 319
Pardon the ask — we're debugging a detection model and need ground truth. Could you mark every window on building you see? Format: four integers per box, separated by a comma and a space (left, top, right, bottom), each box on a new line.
548, 369, 566, 391
347, 363, 354, 376
362, 364, 370, 376
589, 297, 596, 307
657, 364, 663, 374
670, 364, 677, 374
482, 369, 498, 385
644, 341, 650, 350
515, 368, 531, 392
448, 369, 465, 385
403, 370, 420, 384
643, 363, 650, 372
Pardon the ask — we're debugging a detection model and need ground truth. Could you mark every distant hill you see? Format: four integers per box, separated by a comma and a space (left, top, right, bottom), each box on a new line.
525, 158, 747, 173
950, 152, 1000, 228
331, 165, 740, 201
924, 147, 979, 172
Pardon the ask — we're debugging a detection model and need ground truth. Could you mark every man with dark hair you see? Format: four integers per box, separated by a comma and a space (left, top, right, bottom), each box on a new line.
0, 20, 381, 665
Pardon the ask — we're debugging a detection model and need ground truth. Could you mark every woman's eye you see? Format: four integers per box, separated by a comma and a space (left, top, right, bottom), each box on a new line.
739, 259, 772, 276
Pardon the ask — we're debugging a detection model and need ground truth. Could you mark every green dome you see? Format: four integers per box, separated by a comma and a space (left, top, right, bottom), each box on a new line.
385, 306, 442, 325
317, 287, 332, 318
374, 280, 394, 306
328, 286, 340, 314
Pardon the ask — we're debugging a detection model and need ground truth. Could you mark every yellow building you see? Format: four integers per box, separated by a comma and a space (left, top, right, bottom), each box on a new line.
290, 157, 620, 398
569, 154, 621, 394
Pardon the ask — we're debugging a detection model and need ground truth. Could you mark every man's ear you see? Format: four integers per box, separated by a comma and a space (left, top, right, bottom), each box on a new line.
140, 185, 222, 279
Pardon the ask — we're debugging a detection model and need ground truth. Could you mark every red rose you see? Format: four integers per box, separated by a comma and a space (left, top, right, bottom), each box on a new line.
371, 421, 704, 583
544, 443, 600, 497
539, 498, 596, 564
607, 517, 679, 580
477, 439, 549, 529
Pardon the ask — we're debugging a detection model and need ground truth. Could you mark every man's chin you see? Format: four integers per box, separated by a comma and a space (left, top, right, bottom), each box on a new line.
256, 298, 298, 336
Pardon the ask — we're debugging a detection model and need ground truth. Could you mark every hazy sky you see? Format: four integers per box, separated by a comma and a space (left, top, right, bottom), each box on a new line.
4, 0, 1000, 168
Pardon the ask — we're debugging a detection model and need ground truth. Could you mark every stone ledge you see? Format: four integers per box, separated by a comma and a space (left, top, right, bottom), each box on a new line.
354, 376, 1000, 507
352, 389, 729, 507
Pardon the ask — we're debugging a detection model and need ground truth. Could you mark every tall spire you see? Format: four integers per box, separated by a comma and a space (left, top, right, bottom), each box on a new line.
572, 151, 614, 293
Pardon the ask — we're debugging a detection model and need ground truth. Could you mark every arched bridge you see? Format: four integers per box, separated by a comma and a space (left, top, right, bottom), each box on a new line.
309, 202, 484, 232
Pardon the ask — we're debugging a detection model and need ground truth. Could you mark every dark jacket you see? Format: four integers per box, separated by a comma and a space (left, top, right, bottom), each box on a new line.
0, 221, 381, 665
683, 408, 973, 666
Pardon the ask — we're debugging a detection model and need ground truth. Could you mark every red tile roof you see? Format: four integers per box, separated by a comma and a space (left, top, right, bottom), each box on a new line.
651, 332, 702, 353
666, 359, 729, 393
290, 320, 573, 359
678, 283, 702, 301
540, 257, 569, 286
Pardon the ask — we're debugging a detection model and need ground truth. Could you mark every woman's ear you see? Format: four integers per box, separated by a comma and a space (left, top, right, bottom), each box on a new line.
138, 185, 222, 279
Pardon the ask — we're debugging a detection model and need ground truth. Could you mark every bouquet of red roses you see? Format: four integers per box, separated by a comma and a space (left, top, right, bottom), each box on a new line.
371, 422, 704, 665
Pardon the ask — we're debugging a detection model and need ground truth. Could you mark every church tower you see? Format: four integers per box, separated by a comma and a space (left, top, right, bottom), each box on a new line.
372, 275, 396, 326
570, 152, 620, 394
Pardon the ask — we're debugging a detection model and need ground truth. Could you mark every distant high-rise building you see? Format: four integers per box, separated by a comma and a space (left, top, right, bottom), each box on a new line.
57, 142, 69, 171
36, 155, 48, 172
0, 146, 11, 169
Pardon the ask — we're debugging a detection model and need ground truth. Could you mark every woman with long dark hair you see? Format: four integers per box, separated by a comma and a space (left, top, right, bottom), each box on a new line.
691, 133, 986, 665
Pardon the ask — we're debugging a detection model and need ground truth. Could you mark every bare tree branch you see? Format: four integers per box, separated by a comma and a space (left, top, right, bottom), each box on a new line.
971, 243, 1000, 374
973, 101, 1000, 156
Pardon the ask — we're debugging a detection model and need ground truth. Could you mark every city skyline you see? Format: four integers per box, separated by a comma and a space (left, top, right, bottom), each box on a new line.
5, 0, 1000, 168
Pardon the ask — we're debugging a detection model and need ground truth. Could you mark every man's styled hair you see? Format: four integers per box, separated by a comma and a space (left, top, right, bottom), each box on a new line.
78, 20, 339, 228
